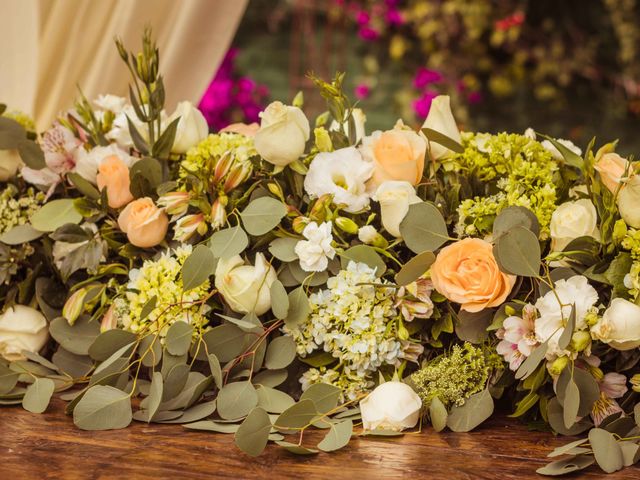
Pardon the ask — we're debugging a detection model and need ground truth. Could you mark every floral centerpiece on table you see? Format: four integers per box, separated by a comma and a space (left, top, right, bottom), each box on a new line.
2, 31, 640, 476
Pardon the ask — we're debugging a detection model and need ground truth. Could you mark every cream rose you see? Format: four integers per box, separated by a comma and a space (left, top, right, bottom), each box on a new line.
360, 381, 422, 432
360, 121, 426, 188
96, 155, 134, 209
591, 298, 640, 350
215, 253, 277, 316
254, 101, 310, 167
0, 305, 49, 361
0, 149, 22, 181
118, 197, 168, 248
431, 238, 516, 313
373, 181, 421, 237
420, 95, 462, 160
549, 199, 600, 253
617, 175, 640, 228
169, 101, 209, 154
595, 152, 630, 193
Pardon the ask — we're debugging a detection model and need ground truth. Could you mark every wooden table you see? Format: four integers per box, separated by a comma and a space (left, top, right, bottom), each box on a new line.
1, 399, 637, 479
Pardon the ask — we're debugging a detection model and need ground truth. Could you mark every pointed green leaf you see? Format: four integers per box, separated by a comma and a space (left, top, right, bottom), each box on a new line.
240, 197, 287, 236
264, 336, 297, 370
181, 244, 215, 292
208, 226, 248, 259
217, 381, 258, 420
318, 419, 353, 452
30, 199, 82, 232
165, 321, 193, 356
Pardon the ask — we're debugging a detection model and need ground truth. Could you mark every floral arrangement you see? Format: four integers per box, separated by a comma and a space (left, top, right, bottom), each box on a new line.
2, 31, 640, 476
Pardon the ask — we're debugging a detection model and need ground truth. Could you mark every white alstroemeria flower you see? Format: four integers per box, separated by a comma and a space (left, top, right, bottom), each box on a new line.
294, 221, 335, 272
304, 147, 373, 213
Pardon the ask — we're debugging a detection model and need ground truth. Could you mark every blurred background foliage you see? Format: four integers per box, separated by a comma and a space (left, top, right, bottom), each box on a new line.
201, 0, 640, 153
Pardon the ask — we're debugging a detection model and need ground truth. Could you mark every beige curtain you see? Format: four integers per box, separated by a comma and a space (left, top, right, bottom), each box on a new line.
0, 0, 248, 130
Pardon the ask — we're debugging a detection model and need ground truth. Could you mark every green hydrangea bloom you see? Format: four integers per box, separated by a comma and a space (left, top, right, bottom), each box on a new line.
0, 185, 44, 234
410, 342, 503, 408
453, 132, 558, 239
113, 245, 210, 338
621, 229, 640, 299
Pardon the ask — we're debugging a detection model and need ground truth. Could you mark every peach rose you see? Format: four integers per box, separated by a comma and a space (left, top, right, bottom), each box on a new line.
221, 122, 260, 137
118, 197, 168, 248
96, 155, 134, 209
360, 122, 426, 188
595, 152, 630, 193
431, 238, 516, 313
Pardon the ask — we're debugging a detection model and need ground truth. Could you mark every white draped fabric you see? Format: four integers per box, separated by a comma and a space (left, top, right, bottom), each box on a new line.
0, 0, 248, 130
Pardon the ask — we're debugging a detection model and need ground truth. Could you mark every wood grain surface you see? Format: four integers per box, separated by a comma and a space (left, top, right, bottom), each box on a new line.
1, 398, 638, 479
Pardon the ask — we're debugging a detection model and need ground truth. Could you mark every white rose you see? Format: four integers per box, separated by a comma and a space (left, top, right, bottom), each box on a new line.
550, 199, 600, 253
215, 253, 277, 316
360, 381, 422, 432
618, 175, 640, 228
420, 95, 461, 160
304, 147, 373, 213
330, 107, 367, 143
169, 101, 209, 154
0, 149, 22, 181
591, 298, 640, 350
75, 144, 134, 184
373, 181, 421, 237
541, 138, 582, 161
254, 101, 310, 167
0, 305, 49, 361
294, 221, 335, 272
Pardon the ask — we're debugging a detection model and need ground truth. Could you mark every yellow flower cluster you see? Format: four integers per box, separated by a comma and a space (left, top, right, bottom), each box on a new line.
0, 185, 44, 234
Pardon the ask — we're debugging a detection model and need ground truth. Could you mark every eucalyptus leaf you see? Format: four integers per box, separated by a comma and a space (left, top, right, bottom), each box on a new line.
339, 245, 386, 277
300, 383, 340, 414
68, 172, 101, 200
165, 321, 193, 356
160, 400, 217, 424
235, 407, 272, 457
181, 244, 215, 292
256, 386, 295, 414
208, 226, 249, 259
515, 341, 548, 380
252, 369, 288, 388
455, 309, 492, 344
493, 226, 541, 277
201, 324, 246, 362
284, 286, 310, 329
22, 378, 55, 413
447, 389, 494, 432
88, 329, 137, 362
49, 315, 100, 356
240, 197, 287, 236
536, 455, 595, 476
557, 305, 576, 351
275, 441, 319, 455
217, 381, 258, 420
184, 421, 240, 433
147, 371, 163, 422
31, 199, 82, 232
0, 224, 43, 245
0, 363, 20, 395
52, 348, 93, 378
275, 399, 318, 429
162, 363, 190, 401
73, 385, 133, 430
429, 397, 448, 432
318, 419, 353, 452
269, 280, 289, 320
264, 336, 297, 370
268, 237, 299, 262
493, 206, 540, 239
395, 251, 435, 286
207, 353, 222, 389
589, 428, 624, 473
563, 377, 580, 429
399, 202, 449, 254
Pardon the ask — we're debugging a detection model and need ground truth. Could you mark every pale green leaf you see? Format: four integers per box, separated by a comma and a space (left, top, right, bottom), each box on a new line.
447, 389, 494, 432
256, 386, 295, 414
165, 321, 193, 356
181, 244, 215, 292
429, 397, 448, 432
395, 251, 435, 286
147, 371, 163, 422
300, 383, 340, 414
284, 286, 310, 329
399, 202, 449, 254
264, 336, 297, 370
49, 316, 100, 356
73, 385, 132, 430
0, 224, 43, 245
235, 407, 272, 457
270, 280, 289, 320
208, 226, 248, 259
217, 381, 258, 420
493, 226, 541, 277
268, 237, 299, 262
240, 197, 287, 236
30, 199, 82, 232
22, 378, 55, 413
339, 245, 386, 277
589, 428, 624, 473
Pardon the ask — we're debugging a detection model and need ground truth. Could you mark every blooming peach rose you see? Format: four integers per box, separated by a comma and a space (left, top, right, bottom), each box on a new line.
431, 238, 516, 313
221, 122, 260, 137
360, 121, 426, 188
118, 197, 168, 248
96, 155, 134, 209
595, 152, 630, 193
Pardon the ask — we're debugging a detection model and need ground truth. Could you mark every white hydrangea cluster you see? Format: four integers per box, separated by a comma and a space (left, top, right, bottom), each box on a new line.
285, 261, 406, 398
300, 367, 373, 401
113, 245, 210, 337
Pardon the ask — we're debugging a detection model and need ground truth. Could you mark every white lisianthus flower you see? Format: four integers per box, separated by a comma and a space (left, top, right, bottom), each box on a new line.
75, 144, 135, 184
106, 105, 169, 149
0, 149, 22, 181
549, 199, 600, 253
0, 305, 49, 361
304, 147, 373, 213
534, 276, 599, 357
330, 107, 367, 143
373, 180, 421, 237
254, 101, 310, 167
591, 298, 640, 350
541, 138, 582, 161
420, 95, 461, 160
168, 101, 209, 154
617, 176, 640, 228
295, 221, 335, 272
214, 252, 277, 316
360, 381, 422, 432
358, 225, 377, 244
